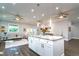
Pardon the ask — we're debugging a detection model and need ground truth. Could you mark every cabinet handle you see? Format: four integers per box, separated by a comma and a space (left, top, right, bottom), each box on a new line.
31, 40, 32, 43
41, 44, 44, 48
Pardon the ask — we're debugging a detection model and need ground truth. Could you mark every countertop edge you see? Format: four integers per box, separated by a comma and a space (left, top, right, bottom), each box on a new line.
28, 35, 63, 41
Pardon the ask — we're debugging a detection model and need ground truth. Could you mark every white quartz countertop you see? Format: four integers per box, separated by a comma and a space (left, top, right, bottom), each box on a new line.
29, 35, 63, 41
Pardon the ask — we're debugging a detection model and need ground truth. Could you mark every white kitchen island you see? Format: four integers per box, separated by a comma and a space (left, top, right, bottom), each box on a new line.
28, 35, 64, 56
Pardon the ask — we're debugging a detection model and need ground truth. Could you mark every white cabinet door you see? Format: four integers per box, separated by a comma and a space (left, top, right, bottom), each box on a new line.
38, 43, 45, 56
44, 44, 53, 56
32, 37, 40, 53
28, 37, 53, 56
38, 39, 48, 56
28, 37, 32, 48
34, 38, 40, 55
28, 37, 34, 50
28, 37, 40, 55
46, 41, 53, 56
53, 39, 64, 56
37, 39, 53, 56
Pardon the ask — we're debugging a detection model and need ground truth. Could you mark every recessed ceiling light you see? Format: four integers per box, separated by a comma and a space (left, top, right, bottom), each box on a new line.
77, 17, 79, 19
49, 18, 52, 26
31, 9, 34, 12
37, 22, 40, 27
12, 3, 16, 6
56, 7, 59, 10
42, 13, 45, 16
2, 15, 6, 18
33, 16, 36, 18
16, 17, 20, 21
59, 16, 63, 19
2, 6, 5, 9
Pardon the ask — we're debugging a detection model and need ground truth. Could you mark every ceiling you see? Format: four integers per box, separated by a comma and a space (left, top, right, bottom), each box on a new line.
0, 3, 79, 25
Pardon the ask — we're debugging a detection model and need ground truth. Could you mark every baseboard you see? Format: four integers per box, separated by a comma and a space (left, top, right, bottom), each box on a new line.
0, 52, 3, 54
71, 38, 79, 40
60, 53, 64, 56
29, 48, 40, 56
64, 39, 71, 41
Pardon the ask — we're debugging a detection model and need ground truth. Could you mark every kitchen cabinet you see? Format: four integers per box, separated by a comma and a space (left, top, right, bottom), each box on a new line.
44, 41, 53, 56
28, 35, 64, 56
44, 44, 53, 56
38, 39, 53, 56
38, 43, 45, 56
28, 37, 40, 54
33, 37, 40, 53
28, 37, 53, 56
53, 39, 64, 56
28, 37, 34, 50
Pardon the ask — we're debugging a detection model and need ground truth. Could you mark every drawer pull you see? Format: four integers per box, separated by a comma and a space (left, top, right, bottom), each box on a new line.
41, 44, 44, 48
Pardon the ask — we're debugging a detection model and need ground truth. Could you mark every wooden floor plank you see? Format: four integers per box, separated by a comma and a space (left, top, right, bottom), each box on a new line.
0, 40, 39, 56
65, 39, 79, 56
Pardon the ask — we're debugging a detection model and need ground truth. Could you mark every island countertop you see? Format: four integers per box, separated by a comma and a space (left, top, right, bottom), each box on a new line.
29, 35, 63, 41
28, 35, 64, 56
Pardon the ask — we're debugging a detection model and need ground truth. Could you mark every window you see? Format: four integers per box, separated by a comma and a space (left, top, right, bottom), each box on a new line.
8, 24, 19, 32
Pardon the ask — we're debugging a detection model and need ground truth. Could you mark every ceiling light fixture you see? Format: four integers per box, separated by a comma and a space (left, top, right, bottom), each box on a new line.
42, 13, 45, 17
33, 16, 36, 18
77, 17, 79, 19
31, 9, 34, 12
49, 17, 52, 27
56, 7, 59, 10
16, 17, 20, 21
59, 16, 64, 19
2, 15, 6, 18
37, 22, 40, 27
2, 6, 5, 9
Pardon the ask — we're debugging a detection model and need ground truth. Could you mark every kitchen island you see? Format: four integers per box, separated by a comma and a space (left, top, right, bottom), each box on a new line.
28, 35, 64, 56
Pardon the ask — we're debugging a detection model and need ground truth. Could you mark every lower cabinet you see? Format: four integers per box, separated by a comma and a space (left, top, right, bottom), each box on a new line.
28, 37, 33, 50
38, 39, 53, 56
28, 36, 64, 56
33, 37, 40, 53
44, 44, 53, 56
28, 37, 53, 56
38, 43, 45, 56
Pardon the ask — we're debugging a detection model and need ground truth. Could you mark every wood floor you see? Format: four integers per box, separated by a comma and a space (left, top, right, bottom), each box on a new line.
0, 41, 39, 56
64, 39, 79, 56
1, 39, 79, 56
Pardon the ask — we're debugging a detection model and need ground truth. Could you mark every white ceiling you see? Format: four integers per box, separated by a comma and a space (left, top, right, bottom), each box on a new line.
0, 3, 79, 25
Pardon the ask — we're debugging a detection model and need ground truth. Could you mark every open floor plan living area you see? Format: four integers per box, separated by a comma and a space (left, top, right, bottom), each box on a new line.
0, 3, 79, 56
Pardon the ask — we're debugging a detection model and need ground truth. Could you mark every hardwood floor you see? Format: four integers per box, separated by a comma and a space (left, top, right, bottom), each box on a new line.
0, 41, 5, 51
0, 40, 39, 56
64, 39, 79, 56
1, 39, 79, 56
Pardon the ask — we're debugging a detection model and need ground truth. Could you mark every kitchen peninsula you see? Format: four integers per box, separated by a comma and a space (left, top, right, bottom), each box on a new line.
28, 35, 64, 56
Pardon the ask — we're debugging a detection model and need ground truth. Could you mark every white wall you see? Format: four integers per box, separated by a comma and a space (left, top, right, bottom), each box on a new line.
71, 23, 79, 39
52, 20, 71, 41
0, 21, 35, 40
41, 19, 71, 41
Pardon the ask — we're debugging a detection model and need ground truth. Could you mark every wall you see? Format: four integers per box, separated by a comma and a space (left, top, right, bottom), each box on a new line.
0, 21, 36, 40
41, 19, 71, 41
52, 20, 71, 41
71, 23, 79, 39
